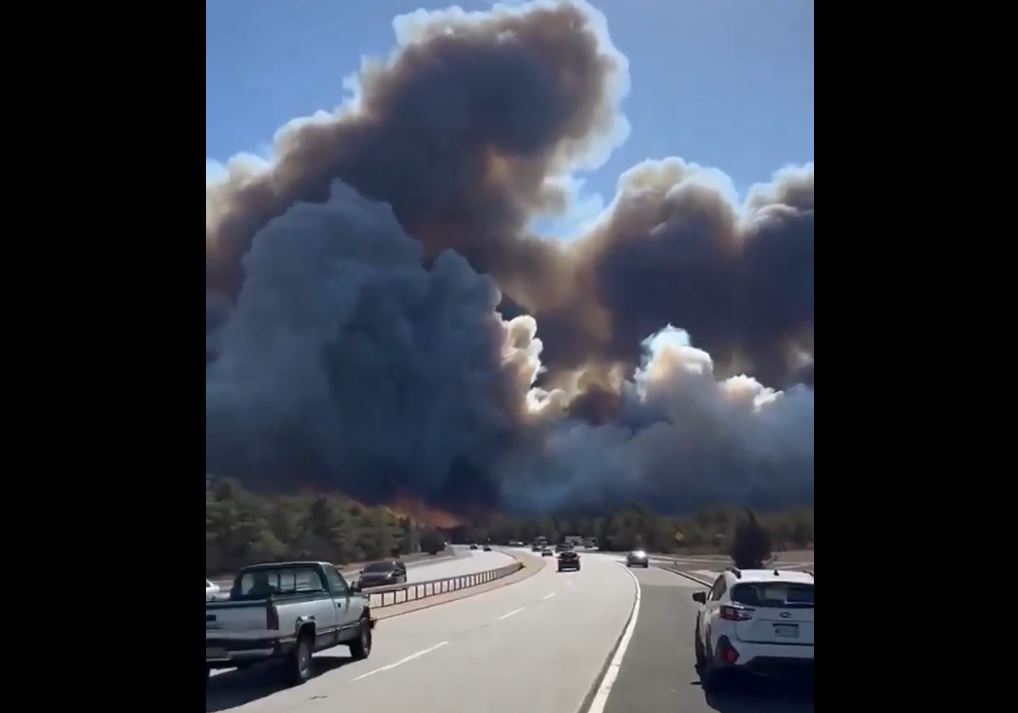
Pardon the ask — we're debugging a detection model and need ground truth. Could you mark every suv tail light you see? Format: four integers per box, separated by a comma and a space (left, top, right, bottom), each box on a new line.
266, 601, 280, 630
719, 605, 754, 621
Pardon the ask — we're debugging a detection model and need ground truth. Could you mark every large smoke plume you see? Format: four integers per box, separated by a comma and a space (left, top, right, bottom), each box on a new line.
206, 0, 813, 513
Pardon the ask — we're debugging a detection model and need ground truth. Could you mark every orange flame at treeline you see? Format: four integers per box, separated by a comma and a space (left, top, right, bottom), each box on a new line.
385, 495, 465, 529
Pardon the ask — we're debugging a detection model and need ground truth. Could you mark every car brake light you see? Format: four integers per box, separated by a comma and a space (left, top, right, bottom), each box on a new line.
719, 605, 753, 621
266, 601, 279, 630
722, 645, 740, 664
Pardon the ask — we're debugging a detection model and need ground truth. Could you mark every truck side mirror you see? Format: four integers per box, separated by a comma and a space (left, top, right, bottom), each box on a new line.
692, 591, 706, 604
350, 581, 362, 593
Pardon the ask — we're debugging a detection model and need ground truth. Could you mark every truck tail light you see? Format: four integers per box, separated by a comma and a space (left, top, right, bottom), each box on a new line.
719, 605, 753, 621
266, 601, 279, 630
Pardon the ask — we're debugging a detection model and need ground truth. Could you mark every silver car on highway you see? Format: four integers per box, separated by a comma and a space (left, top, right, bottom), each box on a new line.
626, 550, 649, 567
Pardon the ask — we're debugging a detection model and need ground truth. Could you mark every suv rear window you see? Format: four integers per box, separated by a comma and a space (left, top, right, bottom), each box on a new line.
731, 582, 814, 608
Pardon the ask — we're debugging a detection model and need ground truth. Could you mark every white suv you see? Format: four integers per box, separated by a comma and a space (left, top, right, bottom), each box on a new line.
692, 568, 814, 689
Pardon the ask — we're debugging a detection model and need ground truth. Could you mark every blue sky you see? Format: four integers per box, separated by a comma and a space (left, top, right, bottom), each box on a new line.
207, 0, 813, 234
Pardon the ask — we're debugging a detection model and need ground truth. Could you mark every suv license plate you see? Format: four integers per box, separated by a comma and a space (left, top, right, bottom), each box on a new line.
774, 624, 799, 638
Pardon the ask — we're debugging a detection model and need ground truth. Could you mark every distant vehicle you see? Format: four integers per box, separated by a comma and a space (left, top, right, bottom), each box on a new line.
585, 538, 598, 549
692, 568, 814, 691
541, 547, 553, 557
357, 560, 408, 588
555, 542, 573, 553
469, 543, 479, 550
509, 540, 524, 547
557, 550, 580, 572
206, 561, 373, 684
531, 543, 542, 552
533, 536, 548, 552
626, 550, 649, 568
482, 544, 492, 552
206, 579, 221, 599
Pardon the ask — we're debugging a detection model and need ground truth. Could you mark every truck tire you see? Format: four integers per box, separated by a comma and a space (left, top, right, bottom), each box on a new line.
349, 617, 372, 661
288, 631, 314, 685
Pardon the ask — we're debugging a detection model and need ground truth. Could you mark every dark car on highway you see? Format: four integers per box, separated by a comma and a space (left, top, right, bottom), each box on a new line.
558, 550, 580, 572
469, 543, 479, 550
357, 560, 408, 588
541, 547, 553, 557
483, 544, 492, 551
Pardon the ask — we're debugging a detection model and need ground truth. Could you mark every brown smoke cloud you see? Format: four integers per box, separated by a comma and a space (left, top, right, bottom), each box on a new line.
541, 159, 814, 389
207, 0, 628, 308
205, 0, 813, 513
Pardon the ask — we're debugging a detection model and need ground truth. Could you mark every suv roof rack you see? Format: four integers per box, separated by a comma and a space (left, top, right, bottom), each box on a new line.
725, 566, 741, 579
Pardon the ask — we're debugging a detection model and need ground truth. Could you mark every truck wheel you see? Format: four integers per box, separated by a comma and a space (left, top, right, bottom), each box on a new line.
349, 618, 372, 660
288, 632, 314, 685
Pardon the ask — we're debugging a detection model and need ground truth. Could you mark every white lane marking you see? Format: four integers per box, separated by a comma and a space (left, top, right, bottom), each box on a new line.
352, 641, 449, 681
542, 592, 557, 600
586, 563, 641, 713
499, 607, 526, 620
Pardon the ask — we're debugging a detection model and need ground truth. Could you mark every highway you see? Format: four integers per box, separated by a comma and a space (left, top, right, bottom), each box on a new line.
390, 546, 514, 583
207, 549, 813, 713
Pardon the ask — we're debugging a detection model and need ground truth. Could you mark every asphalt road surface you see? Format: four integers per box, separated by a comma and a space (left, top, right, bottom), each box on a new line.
207, 551, 633, 713
601, 566, 814, 713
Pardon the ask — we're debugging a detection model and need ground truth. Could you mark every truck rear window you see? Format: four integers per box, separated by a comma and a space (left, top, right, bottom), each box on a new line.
731, 582, 814, 608
233, 567, 324, 599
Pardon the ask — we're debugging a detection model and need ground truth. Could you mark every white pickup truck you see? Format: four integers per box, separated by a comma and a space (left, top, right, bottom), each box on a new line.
205, 561, 374, 684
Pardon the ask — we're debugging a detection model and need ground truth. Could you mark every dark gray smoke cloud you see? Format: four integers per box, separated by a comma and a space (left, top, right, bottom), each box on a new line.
207, 180, 560, 507
205, 0, 813, 513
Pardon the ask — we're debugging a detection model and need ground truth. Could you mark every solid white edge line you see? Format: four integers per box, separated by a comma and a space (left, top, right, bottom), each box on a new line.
498, 606, 526, 620
542, 592, 557, 600
352, 641, 449, 681
585, 563, 641, 713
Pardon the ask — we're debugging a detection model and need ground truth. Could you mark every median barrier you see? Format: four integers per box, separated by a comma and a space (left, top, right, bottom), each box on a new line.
361, 561, 523, 608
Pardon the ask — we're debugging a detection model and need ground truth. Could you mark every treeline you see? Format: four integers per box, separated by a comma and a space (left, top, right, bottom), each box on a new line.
453, 505, 813, 554
207, 478, 813, 575
206, 478, 429, 575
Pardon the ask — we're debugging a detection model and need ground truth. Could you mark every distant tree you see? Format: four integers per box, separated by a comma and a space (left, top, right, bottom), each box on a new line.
730, 509, 772, 569
420, 528, 445, 555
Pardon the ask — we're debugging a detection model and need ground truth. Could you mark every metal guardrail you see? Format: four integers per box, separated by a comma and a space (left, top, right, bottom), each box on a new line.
361, 561, 523, 608
209, 549, 459, 590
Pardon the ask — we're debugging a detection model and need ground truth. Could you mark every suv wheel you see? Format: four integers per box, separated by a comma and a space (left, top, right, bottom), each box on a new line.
694, 626, 705, 669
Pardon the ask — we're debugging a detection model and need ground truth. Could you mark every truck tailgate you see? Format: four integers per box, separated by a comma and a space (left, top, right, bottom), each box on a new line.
206, 601, 271, 637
